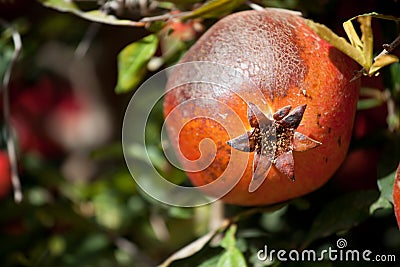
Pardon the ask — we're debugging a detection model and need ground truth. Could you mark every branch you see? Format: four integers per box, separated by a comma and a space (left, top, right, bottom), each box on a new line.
351, 32, 400, 81
0, 19, 23, 203
374, 33, 400, 60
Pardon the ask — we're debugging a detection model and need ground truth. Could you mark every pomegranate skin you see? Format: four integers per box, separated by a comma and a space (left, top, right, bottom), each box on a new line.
164, 9, 360, 206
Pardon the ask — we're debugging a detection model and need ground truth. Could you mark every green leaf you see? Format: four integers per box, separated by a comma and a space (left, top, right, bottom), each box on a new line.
38, 0, 78, 11
217, 225, 247, 267
80, 10, 145, 27
378, 171, 396, 203
304, 191, 379, 247
220, 224, 237, 249
217, 247, 247, 267
116, 34, 159, 93
38, 0, 144, 26
182, 0, 245, 20
369, 196, 392, 214
370, 170, 397, 214
198, 253, 224, 267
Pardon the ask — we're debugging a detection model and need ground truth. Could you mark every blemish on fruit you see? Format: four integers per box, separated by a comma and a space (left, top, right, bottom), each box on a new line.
300, 88, 312, 99
316, 113, 322, 127
337, 136, 342, 147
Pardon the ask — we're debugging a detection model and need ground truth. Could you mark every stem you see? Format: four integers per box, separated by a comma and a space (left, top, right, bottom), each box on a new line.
374, 33, 400, 61
0, 19, 23, 203
352, 32, 400, 81
74, 22, 101, 59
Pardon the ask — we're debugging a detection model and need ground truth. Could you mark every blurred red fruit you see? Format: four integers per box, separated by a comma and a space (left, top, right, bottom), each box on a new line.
393, 163, 400, 229
0, 151, 12, 199
332, 148, 379, 191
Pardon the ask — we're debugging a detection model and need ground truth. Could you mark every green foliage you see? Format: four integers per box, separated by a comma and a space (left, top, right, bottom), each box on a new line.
116, 34, 159, 94
304, 191, 379, 247
217, 225, 247, 267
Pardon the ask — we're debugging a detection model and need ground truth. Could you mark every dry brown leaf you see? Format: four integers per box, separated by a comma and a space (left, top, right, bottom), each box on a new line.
369, 54, 399, 75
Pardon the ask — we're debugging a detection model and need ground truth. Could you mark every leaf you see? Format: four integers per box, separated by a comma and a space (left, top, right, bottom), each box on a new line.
198, 254, 224, 267
393, 163, 400, 229
217, 225, 247, 267
358, 16, 373, 69
217, 247, 247, 267
220, 224, 237, 249
342, 20, 363, 50
304, 191, 379, 247
369, 54, 399, 75
305, 20, 365, 67
79, 10, 145, 27
370, 170, 397, 214
158, 232, 215, 267
307, 13, 400, 76
116, 34, 159, 93
378, 171, 396, 203
182, 0, 245, 20
370, 196, 392, 214
39, 0, 144, 26
158, 220, 229, 267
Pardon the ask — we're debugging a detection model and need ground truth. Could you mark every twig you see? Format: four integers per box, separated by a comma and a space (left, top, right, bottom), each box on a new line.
374, 33, 400, 61
352, 32, 400, 81
75, 22, 101, 59
0, 19, 23, 203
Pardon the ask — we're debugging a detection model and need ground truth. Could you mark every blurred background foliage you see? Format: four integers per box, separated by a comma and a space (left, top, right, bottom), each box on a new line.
0, 0, 400, 266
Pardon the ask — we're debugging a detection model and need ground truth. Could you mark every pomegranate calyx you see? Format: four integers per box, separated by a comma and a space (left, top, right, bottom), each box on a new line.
227, 103, 321, 190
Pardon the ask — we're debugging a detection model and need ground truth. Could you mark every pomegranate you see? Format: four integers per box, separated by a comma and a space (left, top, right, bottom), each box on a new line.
164, 9, 360, 206
394, 163, 400, 229
0, 151, 12, 199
